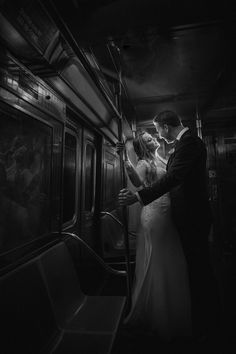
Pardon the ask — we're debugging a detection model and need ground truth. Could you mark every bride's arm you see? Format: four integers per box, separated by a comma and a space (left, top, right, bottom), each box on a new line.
124, 159, 147, 187
116, 141, 147, 187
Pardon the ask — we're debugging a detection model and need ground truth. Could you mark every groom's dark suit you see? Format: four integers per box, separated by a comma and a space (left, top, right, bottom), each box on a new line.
138, 130, 220, 338
139, 130, 212, 252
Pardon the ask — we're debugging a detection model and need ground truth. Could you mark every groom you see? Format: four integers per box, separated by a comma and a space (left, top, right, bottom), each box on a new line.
118, 110, 220, 341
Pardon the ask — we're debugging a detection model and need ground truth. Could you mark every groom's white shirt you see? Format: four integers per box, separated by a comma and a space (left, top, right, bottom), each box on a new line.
135, 127, 189, 204
175, 127, 189, 141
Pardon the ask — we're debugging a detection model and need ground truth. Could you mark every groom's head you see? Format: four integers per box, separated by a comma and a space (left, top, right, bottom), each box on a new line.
153, 110, 183, 144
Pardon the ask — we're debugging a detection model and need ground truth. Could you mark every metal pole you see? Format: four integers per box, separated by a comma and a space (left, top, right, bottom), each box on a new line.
115, 72, 132, 314
195, 99, 202, 140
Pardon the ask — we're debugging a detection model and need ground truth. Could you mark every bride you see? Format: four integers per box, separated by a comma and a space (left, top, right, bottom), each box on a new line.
119, 130, 192, 341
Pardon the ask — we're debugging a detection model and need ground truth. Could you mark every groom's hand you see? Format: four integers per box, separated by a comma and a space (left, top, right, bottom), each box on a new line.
118, 188, 138, 206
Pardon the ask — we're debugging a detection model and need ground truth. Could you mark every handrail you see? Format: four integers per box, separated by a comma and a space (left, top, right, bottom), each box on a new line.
100, 211, 123, 227
100, 211, 137, 238
54, 232, 127, 277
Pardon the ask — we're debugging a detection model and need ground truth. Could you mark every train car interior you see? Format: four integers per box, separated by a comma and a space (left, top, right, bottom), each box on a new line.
0, 0, 236, 353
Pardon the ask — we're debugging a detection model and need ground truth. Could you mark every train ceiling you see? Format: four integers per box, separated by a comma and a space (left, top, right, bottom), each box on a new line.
47, 0, 236, 128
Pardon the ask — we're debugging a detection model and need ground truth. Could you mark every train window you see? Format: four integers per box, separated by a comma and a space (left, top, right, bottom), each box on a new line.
63, 132, 77, 224
224, 138, 236, 166
104, 160, 115, 202
84, 143, 95, 212
102, 148, 120, 208
0, 109, 52, 254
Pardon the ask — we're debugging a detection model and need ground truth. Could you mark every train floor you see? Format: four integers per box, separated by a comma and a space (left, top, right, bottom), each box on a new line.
111, 328, 233, 354
110, 245, 236, 354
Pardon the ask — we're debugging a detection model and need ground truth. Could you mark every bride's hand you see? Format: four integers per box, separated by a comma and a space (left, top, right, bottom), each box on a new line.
116, 142, 130, 162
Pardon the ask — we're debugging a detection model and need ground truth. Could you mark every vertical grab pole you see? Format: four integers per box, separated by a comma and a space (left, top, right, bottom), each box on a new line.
116, 72, 132, 313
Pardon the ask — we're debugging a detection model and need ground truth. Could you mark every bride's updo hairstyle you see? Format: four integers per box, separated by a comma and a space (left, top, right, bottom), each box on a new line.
133, 130, 153, 160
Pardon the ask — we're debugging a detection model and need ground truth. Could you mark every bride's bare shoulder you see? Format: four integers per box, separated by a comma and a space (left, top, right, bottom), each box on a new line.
137, 159, 149, 167
136, 159, 150, 173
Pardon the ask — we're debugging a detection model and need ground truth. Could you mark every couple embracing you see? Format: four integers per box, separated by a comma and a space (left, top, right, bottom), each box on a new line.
118, 110, 220, 343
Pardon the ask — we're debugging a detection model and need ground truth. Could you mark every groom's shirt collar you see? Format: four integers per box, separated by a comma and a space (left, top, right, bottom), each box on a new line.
176, 127, 189, 141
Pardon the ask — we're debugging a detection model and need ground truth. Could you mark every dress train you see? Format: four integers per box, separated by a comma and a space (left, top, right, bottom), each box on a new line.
124, 193, 192, 341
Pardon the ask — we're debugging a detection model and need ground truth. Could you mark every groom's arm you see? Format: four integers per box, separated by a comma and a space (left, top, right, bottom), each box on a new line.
138, 136, 205, 205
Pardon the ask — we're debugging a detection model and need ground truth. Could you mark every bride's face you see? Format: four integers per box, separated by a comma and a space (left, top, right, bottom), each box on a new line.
142, 133, 160, 152
154, 122, 174, 144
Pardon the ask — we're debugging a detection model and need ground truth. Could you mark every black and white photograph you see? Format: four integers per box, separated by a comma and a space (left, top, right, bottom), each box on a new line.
0, 1, 236, 353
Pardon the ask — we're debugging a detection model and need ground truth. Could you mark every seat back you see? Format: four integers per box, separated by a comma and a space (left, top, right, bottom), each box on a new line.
38, 242, 86, 327
0, 260, 57, 354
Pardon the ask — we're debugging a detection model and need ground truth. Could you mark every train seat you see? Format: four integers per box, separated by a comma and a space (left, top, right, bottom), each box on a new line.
38, 241, 126, 354
0, 241, 126, 354
0, 258, 59, 354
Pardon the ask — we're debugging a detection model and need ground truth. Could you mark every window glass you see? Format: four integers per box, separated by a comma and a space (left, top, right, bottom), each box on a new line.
104, 161, 115, 202
63, 132, 77, 223
103, 149, 120, 208
0, 110, 52, 254
84, 144, 95, 212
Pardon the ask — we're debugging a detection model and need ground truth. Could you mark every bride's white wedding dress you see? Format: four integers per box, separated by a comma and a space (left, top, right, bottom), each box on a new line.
125, 158, 192, 340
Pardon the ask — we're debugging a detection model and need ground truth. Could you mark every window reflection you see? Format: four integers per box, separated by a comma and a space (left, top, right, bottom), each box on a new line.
85, 144, 95, 212
0, 111, 51, 253
63, 132, 77, 224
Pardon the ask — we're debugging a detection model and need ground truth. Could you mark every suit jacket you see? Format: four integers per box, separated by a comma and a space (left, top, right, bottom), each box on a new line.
138, 130, 212, 251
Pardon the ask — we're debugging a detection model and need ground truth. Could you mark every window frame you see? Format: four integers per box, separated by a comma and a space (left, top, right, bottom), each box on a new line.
83, 140, 97, 215
62, 127, 80, 229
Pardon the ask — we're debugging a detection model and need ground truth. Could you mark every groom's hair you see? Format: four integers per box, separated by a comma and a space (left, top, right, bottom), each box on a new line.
153, 110, 181, 127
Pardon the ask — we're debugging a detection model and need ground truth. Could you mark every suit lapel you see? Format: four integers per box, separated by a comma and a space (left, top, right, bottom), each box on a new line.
166, 130, 191, 171
167, 153, 174, 171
